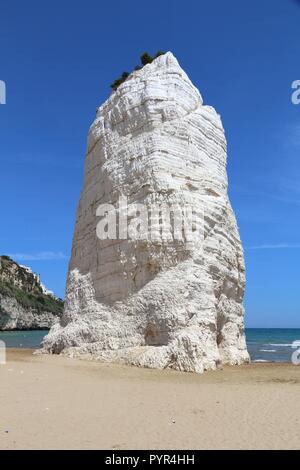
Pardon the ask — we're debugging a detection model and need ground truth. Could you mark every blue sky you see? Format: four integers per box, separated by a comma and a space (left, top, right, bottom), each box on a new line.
0, 0, 299, 327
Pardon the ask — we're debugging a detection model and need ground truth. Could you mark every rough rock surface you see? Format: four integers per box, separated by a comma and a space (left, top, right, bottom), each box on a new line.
0, 256, 63, 330
0, 294, 60, 330
43, 52, 249, 372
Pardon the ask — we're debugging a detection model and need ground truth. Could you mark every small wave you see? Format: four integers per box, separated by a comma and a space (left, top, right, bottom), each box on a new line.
260, 349, 277, 352
267, 343, 293, 347
253, 359, 269, 363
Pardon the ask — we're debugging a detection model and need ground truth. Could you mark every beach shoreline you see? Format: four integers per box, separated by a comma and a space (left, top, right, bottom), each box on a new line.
0, 349, 300, 450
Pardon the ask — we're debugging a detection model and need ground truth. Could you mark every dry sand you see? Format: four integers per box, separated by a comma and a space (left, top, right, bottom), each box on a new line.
0, 349, 299, 450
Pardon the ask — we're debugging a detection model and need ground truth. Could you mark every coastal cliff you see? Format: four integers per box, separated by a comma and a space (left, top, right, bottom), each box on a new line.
43, 52, 249, 372
0, 255, 63, 330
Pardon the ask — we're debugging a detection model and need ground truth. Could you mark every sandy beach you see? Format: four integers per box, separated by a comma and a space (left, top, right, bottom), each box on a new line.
0, 349, 299, 450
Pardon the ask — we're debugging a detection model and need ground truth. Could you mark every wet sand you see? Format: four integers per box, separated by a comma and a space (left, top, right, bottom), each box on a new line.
0, 349, 299, 449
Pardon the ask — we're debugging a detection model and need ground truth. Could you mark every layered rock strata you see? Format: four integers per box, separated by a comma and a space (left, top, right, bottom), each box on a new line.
43, 52, 249, 372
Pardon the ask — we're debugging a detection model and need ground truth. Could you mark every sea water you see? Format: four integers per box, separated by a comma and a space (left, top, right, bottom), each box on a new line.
0, 330, 48, 349
246, 328, 300, 363
0, 328, 300, 362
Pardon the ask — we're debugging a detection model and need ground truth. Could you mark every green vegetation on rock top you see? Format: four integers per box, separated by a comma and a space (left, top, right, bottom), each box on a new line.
110, 51, 165, 91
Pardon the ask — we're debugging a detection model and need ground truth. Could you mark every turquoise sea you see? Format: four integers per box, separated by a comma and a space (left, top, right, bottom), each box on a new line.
245, 328, 300, 363
0, 330, 49, 349
0, 328, 300, 362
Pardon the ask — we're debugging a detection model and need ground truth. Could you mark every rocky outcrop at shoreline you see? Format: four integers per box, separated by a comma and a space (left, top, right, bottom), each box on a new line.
0, 255, 63, 330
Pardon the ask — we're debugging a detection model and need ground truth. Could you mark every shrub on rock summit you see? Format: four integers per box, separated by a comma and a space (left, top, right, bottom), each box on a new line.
110, 51, 165, 91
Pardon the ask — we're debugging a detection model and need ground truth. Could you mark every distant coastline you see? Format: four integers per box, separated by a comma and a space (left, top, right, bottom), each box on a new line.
1, 328, 299, 364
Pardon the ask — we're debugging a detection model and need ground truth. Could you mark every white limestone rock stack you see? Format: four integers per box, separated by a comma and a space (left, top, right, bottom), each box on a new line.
43, 52, 249, 372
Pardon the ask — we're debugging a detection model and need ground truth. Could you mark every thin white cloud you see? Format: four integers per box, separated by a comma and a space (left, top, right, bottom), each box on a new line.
246, 243, 300, 250
8, 251, 67, 261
